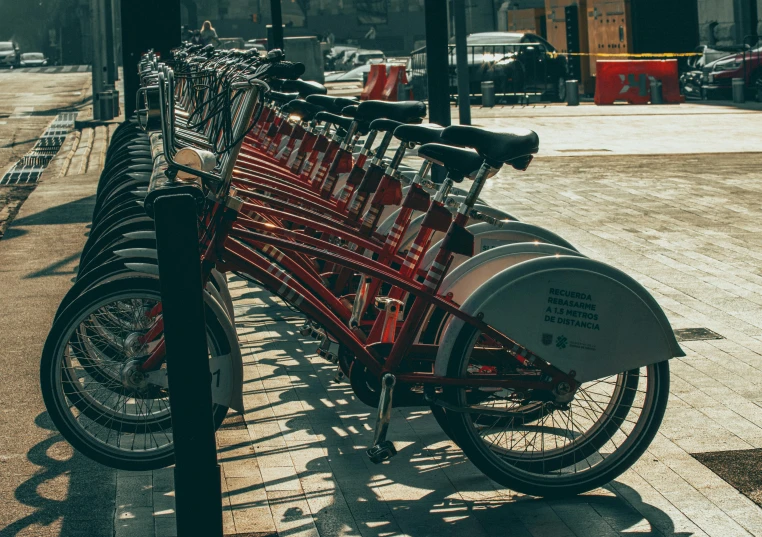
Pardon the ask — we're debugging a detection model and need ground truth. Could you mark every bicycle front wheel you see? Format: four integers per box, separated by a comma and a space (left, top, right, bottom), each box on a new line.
41, 276, 233, 471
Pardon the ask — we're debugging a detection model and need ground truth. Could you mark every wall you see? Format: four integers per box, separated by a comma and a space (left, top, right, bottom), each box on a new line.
697, 0, 762, 46
283, 36, 324, 81
307, 0, 426, 54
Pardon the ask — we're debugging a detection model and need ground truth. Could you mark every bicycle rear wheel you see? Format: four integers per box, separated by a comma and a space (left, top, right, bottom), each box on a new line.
442, 324, 669, 497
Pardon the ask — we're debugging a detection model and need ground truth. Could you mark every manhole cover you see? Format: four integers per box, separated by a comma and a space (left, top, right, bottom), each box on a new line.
693, 449, 762, 507
674, 327, 724, 342
222, 531, 278, 537
556, 148, 612, 153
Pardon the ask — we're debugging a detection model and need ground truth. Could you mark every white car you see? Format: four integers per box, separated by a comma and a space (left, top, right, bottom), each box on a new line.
19, 52, 47, 67
351, 49, 386, 67
244, 41, 266, 55
0, 41, 19, 68
324, 64, 371, 83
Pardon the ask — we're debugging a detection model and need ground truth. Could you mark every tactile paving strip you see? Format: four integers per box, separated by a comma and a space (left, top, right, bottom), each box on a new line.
0, 112, 77, 185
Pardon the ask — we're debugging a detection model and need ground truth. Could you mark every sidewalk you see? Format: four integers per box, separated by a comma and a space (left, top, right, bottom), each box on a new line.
118, 151, 762, 537
0, 126, 114, 537
462, 101, 762, 156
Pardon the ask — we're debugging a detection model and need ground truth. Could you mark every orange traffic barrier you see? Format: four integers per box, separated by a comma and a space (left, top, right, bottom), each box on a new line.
594, 60, 683, 105
361, 64, 387, 101
381, 65, 411, 101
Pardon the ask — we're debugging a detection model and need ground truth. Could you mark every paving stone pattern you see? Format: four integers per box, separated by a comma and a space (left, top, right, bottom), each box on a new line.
116, 152, 762, 537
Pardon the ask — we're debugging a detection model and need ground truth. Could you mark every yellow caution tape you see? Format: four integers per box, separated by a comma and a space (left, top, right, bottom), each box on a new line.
552, 51, 702, 59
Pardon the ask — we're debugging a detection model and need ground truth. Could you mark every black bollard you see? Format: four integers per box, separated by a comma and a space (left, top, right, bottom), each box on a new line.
424, 0, 451, 182
121, 0, 182, 118
154, 192, 223, 537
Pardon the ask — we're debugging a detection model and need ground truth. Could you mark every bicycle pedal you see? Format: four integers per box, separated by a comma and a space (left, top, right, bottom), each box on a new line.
317, 336, 339, 362
298, 321, 314, 337
311, 327, 325, 340
318, 351, 338, 363
333, 369, 345, 384
366, 440, 397, 464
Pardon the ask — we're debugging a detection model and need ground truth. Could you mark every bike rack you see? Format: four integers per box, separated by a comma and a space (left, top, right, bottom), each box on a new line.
148, 72, 224, 537
153, 188, 224, 537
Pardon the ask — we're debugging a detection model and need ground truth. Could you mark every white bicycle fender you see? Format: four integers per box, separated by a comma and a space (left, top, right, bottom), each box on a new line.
434, 255, 684, 383
398, 205, 518, 254
421, 221, 578, 273
376, 207, 402, 236
439, 242, 583, 305
416, 243, 582, 343
205, 290, 245, 412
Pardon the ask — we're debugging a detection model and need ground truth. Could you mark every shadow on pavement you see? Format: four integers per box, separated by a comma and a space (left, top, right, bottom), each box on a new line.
11, 195, 95, 227
0, 413, 114, 537
225, 282, 692, 537
2, 195, 96, 243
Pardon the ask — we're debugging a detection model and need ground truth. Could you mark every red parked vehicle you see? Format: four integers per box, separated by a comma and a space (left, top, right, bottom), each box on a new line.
702, 44, 762, 99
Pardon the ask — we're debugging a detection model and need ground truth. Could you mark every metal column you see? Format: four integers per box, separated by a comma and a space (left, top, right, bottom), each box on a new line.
424, 0, 451, 182
452, 0, 471, 125
90, 0, 108, 120
103, 0, 118, 85
424, 0, 451, 128
120, 0, 181, 118
154, 193, 223, 537
270, 0, 285, 50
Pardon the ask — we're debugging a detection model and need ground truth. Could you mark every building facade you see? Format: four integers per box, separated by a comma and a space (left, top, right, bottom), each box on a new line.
178, 0, 502, 55
697, 0, 760, 46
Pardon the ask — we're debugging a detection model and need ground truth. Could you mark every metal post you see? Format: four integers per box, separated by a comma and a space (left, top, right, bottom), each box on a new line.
424, 0, 451, 128
103, 0, 117, 85
452, 0, 470, 125
91, 0, 106, 120
732, 78, 746, 103
120, 0, 181, 118
270, 0, 284, 50
424, 0, 451, 183
154, 193, 223, 537
566, 80, 579, 106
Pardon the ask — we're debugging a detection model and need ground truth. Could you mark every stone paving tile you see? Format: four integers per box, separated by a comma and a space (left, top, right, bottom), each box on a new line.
124, 152, 762, 536
218, 284, 680, 536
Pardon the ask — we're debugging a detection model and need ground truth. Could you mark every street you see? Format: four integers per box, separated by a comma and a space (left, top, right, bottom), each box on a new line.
0, 68, 91, 236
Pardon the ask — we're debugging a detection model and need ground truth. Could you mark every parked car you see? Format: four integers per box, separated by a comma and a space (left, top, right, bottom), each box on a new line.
19, 52, 47, 67
325, 46, 358, 70
448, 31, 568, 102
335, 48, 363, 71
244, 40, 266, 55
0, 41, 20, 68
217, 38, 245, 51
680, 45, 748, 99
350, 49, 386, 68
702, 45, 762, 99
325, 64, 370, 83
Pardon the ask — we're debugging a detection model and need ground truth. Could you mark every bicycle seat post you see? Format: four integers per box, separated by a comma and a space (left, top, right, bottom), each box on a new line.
460, 162, 495, 213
